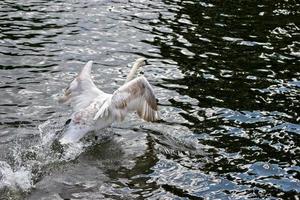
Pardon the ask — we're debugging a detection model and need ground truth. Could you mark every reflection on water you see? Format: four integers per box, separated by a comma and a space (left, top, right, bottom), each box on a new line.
0, 0, 299, 199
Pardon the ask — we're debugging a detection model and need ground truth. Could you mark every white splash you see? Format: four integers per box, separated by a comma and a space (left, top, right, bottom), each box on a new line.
62, 141, 90, 161
0, 117, 106, 196
0, 161, 32, 191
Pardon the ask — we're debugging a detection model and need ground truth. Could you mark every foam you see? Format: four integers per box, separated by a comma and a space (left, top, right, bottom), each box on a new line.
0, 161, 32, 191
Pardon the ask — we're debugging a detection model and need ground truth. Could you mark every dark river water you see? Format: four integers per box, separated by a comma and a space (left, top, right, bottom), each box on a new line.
0, 0, 299, 199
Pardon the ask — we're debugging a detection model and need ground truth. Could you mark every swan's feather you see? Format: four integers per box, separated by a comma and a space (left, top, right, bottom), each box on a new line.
59, 107, 95, 144
59, 99, 111, 144
94, 76, 159, 122
59, 121, 93, 144
59, 61, 105, 112
59, 59, 160, 144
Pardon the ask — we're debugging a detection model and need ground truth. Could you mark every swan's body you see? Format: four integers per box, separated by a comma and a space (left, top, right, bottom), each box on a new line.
58, 58, 159, 144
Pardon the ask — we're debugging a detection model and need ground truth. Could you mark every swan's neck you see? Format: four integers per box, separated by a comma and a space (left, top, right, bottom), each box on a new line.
126, 61, 142, 83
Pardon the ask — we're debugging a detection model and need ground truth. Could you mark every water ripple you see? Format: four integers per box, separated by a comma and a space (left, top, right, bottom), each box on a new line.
0, 0, 299, 199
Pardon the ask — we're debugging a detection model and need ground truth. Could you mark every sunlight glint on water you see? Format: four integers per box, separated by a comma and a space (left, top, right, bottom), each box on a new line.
0, 0, 299, 199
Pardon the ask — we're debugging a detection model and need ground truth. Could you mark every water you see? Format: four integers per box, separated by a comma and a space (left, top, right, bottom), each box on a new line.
0, 0, 299, 199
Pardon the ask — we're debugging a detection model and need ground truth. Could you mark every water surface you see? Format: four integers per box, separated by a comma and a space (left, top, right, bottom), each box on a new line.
0, 0, 299, 199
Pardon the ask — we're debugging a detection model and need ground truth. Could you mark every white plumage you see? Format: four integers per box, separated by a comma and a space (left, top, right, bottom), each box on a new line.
58, 58, 159, 144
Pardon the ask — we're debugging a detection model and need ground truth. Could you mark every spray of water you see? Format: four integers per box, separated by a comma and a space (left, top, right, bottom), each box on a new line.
0, 118, 95, 197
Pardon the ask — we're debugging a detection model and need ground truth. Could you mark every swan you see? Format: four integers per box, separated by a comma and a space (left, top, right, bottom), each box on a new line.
58, 58, 160, 144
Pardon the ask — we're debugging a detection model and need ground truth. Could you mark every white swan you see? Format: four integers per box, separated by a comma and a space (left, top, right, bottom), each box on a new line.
58, 58, 160, 144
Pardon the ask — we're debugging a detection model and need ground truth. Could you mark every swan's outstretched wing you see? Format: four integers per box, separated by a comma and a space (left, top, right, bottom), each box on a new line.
59, 61, 105, 112
94, 76, 160, 122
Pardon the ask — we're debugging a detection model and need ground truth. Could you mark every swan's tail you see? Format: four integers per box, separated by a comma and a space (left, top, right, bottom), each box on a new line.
126, 57, 147, 83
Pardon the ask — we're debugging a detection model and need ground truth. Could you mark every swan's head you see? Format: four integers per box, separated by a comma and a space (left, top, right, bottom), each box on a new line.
134, 57, 148, 68
126, 57, 148, 83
